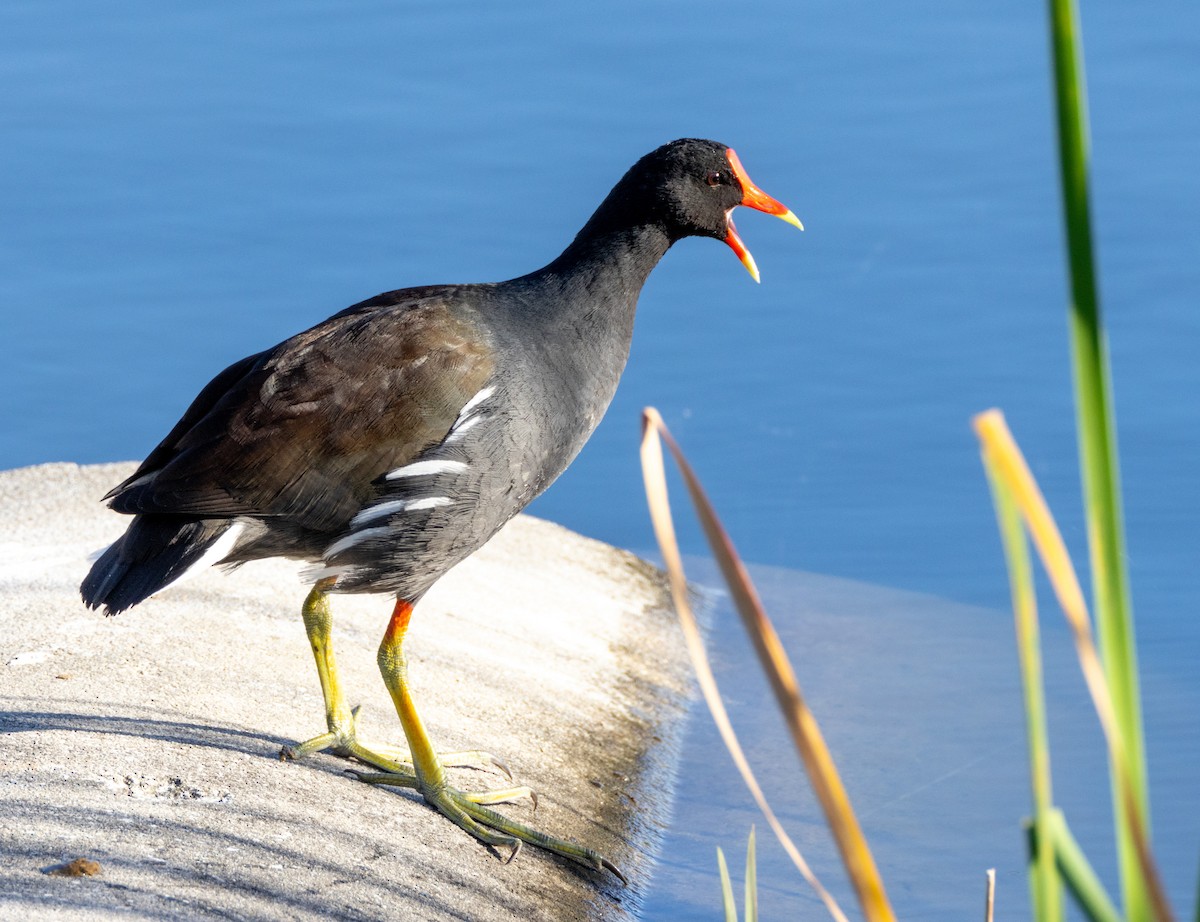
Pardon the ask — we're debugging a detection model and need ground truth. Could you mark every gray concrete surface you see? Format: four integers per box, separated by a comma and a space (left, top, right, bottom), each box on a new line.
0, 462, 689, 921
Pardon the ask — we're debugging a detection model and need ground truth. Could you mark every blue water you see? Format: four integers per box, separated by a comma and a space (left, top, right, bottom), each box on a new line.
3, 1, 1197, 917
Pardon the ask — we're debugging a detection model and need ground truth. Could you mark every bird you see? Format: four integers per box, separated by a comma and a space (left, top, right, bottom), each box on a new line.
80, 138, 801, 880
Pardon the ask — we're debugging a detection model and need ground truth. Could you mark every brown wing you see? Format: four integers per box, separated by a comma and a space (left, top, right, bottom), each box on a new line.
107, 289, 495, 533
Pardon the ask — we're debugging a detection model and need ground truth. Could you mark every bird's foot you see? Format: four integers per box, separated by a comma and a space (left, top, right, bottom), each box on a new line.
347, 770, 625, 883
280, 706, 511, 780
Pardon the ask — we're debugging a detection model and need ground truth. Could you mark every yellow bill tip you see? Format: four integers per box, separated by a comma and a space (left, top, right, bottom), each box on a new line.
777, 208, 804, 231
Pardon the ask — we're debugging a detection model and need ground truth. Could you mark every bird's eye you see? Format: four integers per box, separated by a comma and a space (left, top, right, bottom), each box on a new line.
705, 170, 726, 186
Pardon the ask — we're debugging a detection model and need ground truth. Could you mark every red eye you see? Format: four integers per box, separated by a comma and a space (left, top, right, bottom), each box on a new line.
706, 170, 726, 186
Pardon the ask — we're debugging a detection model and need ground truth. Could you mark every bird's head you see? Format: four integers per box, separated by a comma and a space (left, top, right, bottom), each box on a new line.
628, 138, 803, 282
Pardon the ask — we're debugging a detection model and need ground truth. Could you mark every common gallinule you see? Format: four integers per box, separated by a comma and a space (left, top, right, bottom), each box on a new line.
81, 138, 800, 879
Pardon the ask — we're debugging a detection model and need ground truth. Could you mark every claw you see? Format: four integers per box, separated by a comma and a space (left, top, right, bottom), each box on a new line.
436, 750, 515, 781
483, 752, 514, 782
280, 729, 337, 762
601, 857, 628, 887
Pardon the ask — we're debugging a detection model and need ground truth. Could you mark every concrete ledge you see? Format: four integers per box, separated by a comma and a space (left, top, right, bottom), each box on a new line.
0, 462, 688, 921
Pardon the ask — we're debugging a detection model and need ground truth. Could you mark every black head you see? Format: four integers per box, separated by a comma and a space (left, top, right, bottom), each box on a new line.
600, 138, 802, 281
625, 139, 746, 239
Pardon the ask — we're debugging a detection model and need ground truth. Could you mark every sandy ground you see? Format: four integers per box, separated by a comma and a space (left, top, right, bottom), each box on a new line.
0, 462, 689, 921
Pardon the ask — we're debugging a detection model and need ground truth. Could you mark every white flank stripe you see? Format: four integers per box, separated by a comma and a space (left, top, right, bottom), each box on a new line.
160, 522, 246, 593
324, 526, 391, 559
445, 415, 482, 443
350, 495, 452, 527
385, 459, 468, 480
351, 500, 410, 527
457, 385, 496, 420
408, 496, 451, 511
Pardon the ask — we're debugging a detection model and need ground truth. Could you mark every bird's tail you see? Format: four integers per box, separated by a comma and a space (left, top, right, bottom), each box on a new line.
81, 515, 241, 615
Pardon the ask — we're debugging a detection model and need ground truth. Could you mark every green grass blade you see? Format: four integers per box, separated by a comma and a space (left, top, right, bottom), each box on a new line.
1045, 0, 1150, 914
975, 411, 1175, 920
745, 826, 758, 922
1048, 809, 1123, 922
717, 846, 737, 922
982, 463, 1062, 921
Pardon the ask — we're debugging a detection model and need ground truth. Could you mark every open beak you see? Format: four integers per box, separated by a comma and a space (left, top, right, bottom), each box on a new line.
723, 148, 803, 283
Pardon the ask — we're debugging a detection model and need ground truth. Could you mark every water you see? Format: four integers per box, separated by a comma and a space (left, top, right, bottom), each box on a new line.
641, 561, 1200, 918
3, 1, 1197, 917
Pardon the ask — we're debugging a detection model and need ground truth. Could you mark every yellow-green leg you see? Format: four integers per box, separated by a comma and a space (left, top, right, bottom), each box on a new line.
351, 598, 624, 882
280, 579, 510, 781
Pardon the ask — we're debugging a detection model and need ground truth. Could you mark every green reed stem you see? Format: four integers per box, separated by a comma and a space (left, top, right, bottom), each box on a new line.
984, 466, 1063, 921
745, 827, 758, 922
1046, 0, 1150, 914
1049, 809, 1123, 922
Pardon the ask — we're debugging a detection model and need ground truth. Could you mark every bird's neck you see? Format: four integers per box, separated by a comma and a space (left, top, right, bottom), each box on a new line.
493, 222, 669, 434
524, 221, 672, 325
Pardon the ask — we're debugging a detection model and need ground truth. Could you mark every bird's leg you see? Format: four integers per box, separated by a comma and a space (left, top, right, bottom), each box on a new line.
352, 598, 624, 882
280, 577, 400, 768
280, 580, 505, 778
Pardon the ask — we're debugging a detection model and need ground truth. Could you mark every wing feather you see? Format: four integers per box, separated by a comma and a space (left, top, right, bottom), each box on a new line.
107, 290, 495, 533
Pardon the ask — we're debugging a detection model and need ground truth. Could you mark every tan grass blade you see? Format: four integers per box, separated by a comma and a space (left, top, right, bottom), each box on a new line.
985, 868, 996, 922
641, 409, 848, 922
641, 407, 894, 922
972, 409, 1174, 922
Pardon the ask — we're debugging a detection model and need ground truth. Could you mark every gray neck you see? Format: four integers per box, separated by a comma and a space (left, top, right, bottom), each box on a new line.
519, 222, 671, 337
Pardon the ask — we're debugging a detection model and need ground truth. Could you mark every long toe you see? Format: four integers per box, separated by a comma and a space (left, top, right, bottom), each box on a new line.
454, 795, 626, 883
282, 717, 510, 781
435, 786, 624, 882
346, 771, 622, 883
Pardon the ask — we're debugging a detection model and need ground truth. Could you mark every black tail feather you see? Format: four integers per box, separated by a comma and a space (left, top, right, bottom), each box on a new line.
81, 516, 232, 615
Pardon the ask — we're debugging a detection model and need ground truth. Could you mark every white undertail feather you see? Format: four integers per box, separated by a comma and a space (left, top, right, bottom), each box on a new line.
159, 521, 247, 594
300, 563, 353, 584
